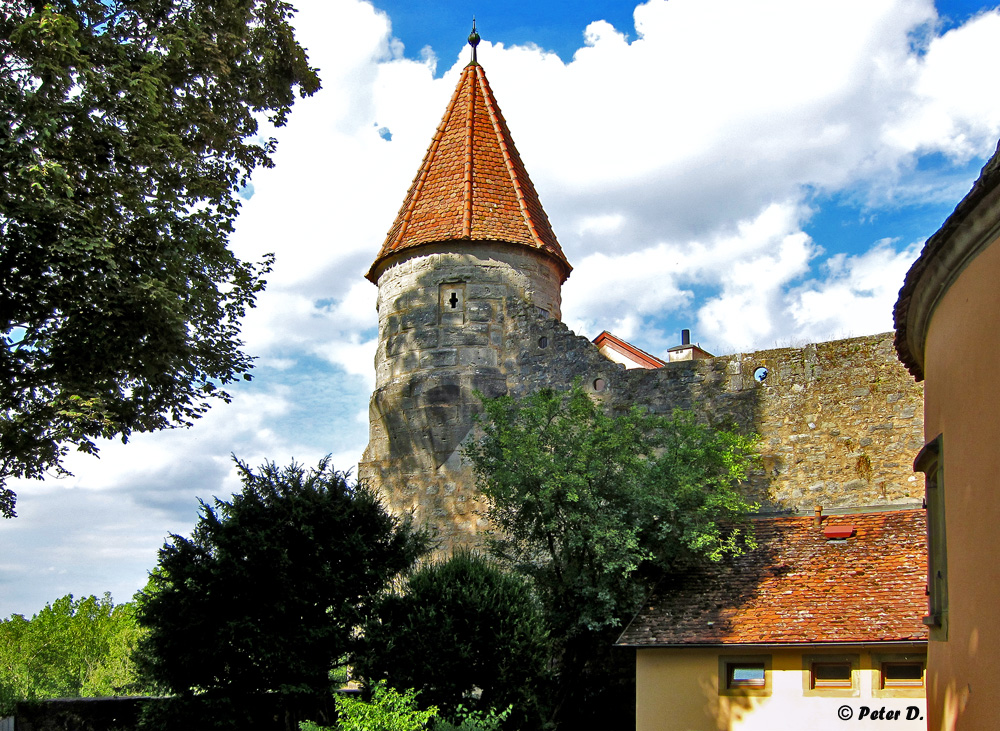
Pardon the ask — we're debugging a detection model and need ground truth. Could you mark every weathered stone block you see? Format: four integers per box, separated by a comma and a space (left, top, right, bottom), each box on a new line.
418, 349, 459, 369
467, 283, 508, 299
441, 324, 490, 346
387, 329, 439, 357
459, 348, 498, 367
402, 305, 439, 330
467, 301, 494, 322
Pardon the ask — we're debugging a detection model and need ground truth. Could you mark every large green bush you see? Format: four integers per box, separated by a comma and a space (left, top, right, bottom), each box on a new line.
300, 683, 437, 731
357, 551, 549, 728
465, 382, 759, 728
136, 457, 429, 705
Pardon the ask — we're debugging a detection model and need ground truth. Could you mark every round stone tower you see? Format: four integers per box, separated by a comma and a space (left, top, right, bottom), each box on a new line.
359, 32, 571, 547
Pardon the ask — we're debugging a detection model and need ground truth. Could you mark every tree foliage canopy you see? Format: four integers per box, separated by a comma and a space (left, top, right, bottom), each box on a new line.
0, 592, 147, 715
357, 550, 549, 727
0, 0, 321, 517
464, 383, 758, 726
136, 457, 430, 700
466, 383, 758, 636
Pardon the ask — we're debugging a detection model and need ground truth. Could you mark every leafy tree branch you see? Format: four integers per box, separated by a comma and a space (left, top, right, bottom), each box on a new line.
0, 0, 321, 516
464, 382, 759, 727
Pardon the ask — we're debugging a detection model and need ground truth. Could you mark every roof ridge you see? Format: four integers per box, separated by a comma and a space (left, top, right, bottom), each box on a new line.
393, 80, 463, 251
462, 65, 475, 237
475, 69, 547, 250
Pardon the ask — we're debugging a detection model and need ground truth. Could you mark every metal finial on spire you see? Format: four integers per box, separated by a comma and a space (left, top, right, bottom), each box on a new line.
468, 18, 480, 65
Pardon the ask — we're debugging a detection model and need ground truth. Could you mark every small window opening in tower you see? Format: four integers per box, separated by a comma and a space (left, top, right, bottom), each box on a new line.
754, 367, 769, 383
439, 283, 466, 325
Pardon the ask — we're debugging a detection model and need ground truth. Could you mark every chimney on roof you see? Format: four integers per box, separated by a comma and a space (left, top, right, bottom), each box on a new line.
681, 328, 691, 345
814, 505, 823, 527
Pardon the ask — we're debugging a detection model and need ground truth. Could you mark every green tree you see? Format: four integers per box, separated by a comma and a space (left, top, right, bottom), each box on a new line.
300, 683, 439, 731
135, 457, 430, 708
464, 383, 758, 727
0, 0, 321, 517
0, 593, 147, 715
302, 682, 439, 731
357, 550, 549, 728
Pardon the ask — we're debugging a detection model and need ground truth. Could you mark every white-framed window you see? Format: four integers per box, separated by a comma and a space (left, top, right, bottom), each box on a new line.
873, 653, 926, 698
812, 662, 852, 689
719, 655, 771, 696
881, 661, 925, 689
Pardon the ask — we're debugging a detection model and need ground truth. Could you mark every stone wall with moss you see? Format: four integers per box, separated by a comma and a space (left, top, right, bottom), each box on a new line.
362, 293, 924, 549
506, 301, 924, 512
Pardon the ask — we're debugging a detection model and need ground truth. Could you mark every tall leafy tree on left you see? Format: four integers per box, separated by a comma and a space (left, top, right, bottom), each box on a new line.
0, 593, 148, 715
0, 0, 321, 517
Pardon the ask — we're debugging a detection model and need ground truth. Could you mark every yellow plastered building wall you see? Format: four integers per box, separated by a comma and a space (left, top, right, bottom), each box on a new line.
921, 238, 1000, 731
636, 646, 927, 731
893, 142, 1000, 731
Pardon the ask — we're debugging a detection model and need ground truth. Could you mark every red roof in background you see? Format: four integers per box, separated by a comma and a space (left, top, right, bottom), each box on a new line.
367, 62, 571, 283
617, 509, 928, 646
593, 331, 666, 369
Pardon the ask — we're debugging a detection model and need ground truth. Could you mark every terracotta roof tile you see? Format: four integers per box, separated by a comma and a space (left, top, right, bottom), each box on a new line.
617, 509, 928, 646
367, 62, 571, 283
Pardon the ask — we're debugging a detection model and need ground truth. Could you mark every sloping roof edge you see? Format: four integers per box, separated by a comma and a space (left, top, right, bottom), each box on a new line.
893, 140, 1000, 380
616, 509, 928, 648
593, 331, 666, 369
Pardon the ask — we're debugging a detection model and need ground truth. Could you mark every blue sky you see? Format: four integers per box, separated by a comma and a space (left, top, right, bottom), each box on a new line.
372, 0, 994, 67
368, 1, 640, 67
3, 0, 1000, 618
370, 0, 997, 321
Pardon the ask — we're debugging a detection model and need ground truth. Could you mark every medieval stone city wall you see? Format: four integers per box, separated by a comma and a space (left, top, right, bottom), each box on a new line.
362, 285, 925, 550
503, 301, 925, 513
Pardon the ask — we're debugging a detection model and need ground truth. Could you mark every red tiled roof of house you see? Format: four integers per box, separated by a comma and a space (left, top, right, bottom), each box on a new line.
616, 509, 927, 646
366, 61, 571, 283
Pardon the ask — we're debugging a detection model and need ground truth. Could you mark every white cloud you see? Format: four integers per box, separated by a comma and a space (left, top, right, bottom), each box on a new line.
228, 0, 1000, 362
883, 10, 1000, 160
787, 239, 923, 337
6, 0, 1000, 617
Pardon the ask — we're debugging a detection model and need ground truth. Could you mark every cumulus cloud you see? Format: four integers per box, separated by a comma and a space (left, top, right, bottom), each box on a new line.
4, 0, 1000, 616
787, 239, 924, 337
231, 0, 1000, 364
883, 9, 1000, 160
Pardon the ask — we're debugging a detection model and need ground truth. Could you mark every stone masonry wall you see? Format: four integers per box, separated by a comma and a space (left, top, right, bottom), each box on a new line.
504, 301, 925, 513
359, 243, 565, 548
362, 276, 925, 550
371, 241, 563, 389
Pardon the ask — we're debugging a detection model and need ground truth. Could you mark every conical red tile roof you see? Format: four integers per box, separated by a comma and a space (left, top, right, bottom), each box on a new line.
367, 61, 571, 283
